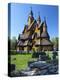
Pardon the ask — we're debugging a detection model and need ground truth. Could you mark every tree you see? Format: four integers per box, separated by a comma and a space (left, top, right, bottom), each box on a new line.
11, 37, 17, 50
51, 37, 58, 51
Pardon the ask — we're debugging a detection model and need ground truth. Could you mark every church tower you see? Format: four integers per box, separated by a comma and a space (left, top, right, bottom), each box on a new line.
43, 17, 47, 32
37, 13, 41, 25
28, 7, 34, 26
41, 17, 50, 40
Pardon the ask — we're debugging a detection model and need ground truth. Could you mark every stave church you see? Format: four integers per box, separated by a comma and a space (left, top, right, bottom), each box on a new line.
17, 9, 53, 52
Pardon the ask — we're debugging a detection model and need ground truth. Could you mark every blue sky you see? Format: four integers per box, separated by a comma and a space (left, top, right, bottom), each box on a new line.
9, 3, 58, 39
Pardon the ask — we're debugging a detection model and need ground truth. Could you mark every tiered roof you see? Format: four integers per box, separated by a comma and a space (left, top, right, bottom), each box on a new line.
41, 39, 53, 46
17, 9, 53, 48
41, 32, 49, 38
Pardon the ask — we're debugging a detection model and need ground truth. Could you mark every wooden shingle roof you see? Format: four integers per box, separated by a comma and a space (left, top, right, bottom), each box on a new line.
41, 32, 49, 38
20, 34, 29, 40
41, 39, 53, 46
35, 39, 53, 46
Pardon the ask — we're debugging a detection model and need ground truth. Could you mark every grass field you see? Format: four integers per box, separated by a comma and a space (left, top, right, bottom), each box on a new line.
11, 53, 37, 70
10, 51, 58, 71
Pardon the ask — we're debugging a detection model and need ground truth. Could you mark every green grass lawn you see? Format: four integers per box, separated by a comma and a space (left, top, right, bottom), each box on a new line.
10, 51, 58, 71
11, 53, 37, 70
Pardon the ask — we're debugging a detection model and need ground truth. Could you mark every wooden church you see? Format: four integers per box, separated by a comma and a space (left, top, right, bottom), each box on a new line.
17, 9, 53, 52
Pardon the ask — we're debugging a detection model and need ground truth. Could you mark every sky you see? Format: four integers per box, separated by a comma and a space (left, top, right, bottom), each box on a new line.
9, 3, 58, 39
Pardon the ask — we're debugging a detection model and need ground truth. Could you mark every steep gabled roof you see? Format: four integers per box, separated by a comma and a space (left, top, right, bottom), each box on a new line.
35, 38, 53, 46
41, 32, 50, 38
20, 34, 29, 40
41, 39, 53, 46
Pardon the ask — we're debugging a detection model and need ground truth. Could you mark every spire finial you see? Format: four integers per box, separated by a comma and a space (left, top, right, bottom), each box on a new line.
29, 6, 33, 17
37, 11, 41, 22
43, 16, 47, 28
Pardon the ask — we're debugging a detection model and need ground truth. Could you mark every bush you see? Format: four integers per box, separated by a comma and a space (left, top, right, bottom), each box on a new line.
52, 51, 58, 59
32, 52, 46, 58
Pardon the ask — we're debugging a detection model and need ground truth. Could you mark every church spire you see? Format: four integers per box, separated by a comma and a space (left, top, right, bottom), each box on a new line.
29, 7, 33, 17
43, 17, 47, 32
37, 12, 41, 24
28, 7, 34, 25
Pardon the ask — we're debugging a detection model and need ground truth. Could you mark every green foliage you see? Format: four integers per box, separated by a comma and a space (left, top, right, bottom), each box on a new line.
32, 52, 39, 58
45, 51, 53, 60
10, 53, 36, 70
51, 37, 58, 51
32, 52, 46, 58
10, 51, 17, 55
32, 48, 35, 52
45, 51, 58, 60
10, 37, 17, 50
